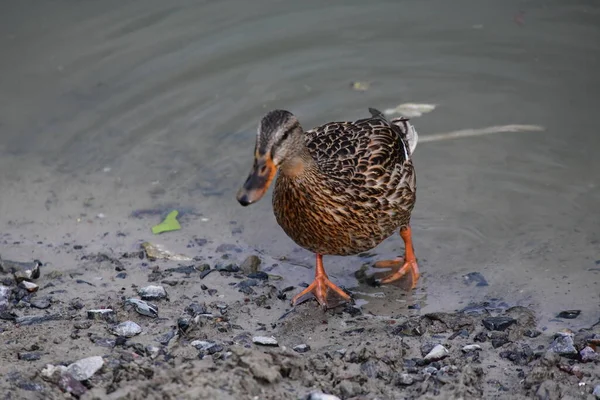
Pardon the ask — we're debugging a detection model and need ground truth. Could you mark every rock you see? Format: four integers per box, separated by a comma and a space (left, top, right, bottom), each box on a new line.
191, 340, 223, 355
73, 320, 92, 330
293, 344, 311, 353
482, 316, 516, 331
252, 336, 278, 346
306, 392, 341, 400
138, 285, 168, 301
216, 264, 240, 272
58, 373, 87, 396
247, 271, 269, 281
125, 298, 158, 318
463, 272, 489, 286
146, 345, 160, 359
141, 242, 192, 262
240, 255, 261, 274
556, 310, 580, 319
593, 385, 600, 399
0, 285, 11, 308
18, 352, 42, 361
16, 314, 62, 326
87, 309, 117, 323
237, 279, 258, 289
424, 344, 449, 361
30, 297, 51, 309
41, 364, 68, 381
185, 302, 208, 317
396, 373, 414, 386
199, 269, 214, 279
156, 329, 177, 346
0, 258, 42, 282
337, 380, 354, 398
462, 344, 482, 352
109, 321, 142, 337
548, 333, 578, 358
18, 281, 39, 292
66, 356, 104, 381
524, 329, 542, 338
580, 346, 598, 362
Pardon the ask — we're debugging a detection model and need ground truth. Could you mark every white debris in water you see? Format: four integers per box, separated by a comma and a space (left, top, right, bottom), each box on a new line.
424, 344, 449, 361
384, 103, 436, 117
462, 344, 482, 352
67, 356, 104, 381
252, 336, 279, 346
420, 125, 544, 144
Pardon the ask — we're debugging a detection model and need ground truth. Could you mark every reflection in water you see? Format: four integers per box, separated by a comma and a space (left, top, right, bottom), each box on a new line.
1, 0, 599, 330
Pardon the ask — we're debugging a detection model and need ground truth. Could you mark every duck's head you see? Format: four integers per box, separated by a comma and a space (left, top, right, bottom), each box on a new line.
236, 109, 304, 206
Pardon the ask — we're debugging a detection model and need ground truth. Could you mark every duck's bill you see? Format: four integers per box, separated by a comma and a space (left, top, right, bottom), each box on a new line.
236, 156, 277, 206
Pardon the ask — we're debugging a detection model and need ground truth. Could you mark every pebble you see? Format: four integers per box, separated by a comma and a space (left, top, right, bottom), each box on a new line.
58, 373, 87, 396
306, 392, 341, 400
138, 285, 168, 301
18, 281, 39, 293
125, 298, 158, 318
109, 321, 142, 338
548, 333, 578, 358
462, 344, 482, 352
16, 314, 62, 326
247, 271, 269, 281
199, 269, 214, 279
556, 310, 581, 319
424, 344, 449, 361
396, 373, 414, 385
580, 346, 598, 362
185, 302, 209, 316
87, 309, 117, 323
463, 272, 489, 287
0, 285, 11, 308
593, 385, 600, 399
191, 340, 223, 354
67, 356, 104, 381
74, 320, 93, 330
30, 297, 52, 309
482, 316, 516, 331
1, 259, 42, 282
252, 336, 279, 346
240, 255, 261, 274
18, 352, 42, 361
293, 344, 311, 353
216, 264, 240, 272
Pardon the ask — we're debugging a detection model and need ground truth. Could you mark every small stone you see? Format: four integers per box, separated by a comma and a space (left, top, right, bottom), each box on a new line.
89, 335, 116, 348
115, 272, 127, 279
125, 298, 158, 318
424, 344, 449, 361
338, 380, 354, 398
306, 392, 341, 400
109, 321, 142, 337
200, 269, 214, 279
579, 346, 597, 362
482, 316, 516, 331
237, 279, 258, 289
474, 331, 488, 342
185, 302, 208, 316
138, 285, 168, 301
66, 356, 104, 381
396, 373, 414, 386
146, 345, 160, 359
492, 336, 510, 349
18, 352, 42, 361
156, 329, 176, 346
70, 298, 85, 310
18, 281, 39, 293
240, 255, 261, 274
73, 320, 92, 330
592, 385, 600, 399
216, 264, 240, 272
0, 285, 11, 307
422, 366, 438, 375
247, 271, 269, 281
58, 373, 87, 396
30, 297, 51, 309
463, 272, 489, 287
191, 340, 223, 354
252, 336, 278, 346
87, 309, 117, 323
41, 364, 68, 381
238, 286, 255, 295
293, 344, 311, 353
548, 334, 578, 358
524, 329, 542, 338
556, 310, 580, 319
16, 314, 62, 326
462, 344, 482, 352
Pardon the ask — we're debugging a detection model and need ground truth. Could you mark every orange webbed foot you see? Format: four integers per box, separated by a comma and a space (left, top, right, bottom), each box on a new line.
291, 253, 351, 309
373, 257, 420, 288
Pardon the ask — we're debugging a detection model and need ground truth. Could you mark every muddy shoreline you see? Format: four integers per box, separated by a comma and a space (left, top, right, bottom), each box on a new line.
1, 229, 599, 400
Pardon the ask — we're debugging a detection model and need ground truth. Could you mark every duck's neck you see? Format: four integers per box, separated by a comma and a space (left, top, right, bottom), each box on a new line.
279, 142, 316, 179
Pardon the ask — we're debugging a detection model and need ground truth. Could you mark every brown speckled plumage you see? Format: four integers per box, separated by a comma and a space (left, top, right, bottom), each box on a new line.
272, 108, 416, 256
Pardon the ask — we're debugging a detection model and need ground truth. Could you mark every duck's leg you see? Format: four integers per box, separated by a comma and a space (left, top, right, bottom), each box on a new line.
291, 254, 351, 308
373, 226, 420, 288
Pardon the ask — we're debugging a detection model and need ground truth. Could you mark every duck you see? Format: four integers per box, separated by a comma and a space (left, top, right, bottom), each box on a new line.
236, 108, 420, 309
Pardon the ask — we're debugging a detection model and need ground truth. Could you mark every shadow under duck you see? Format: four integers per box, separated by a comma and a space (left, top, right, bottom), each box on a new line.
237, 108, 420, 308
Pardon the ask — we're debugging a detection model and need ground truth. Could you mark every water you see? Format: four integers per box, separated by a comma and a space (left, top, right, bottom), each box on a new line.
1, 0, 599, 329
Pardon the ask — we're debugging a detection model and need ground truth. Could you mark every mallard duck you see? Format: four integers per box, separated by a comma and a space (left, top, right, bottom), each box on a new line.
236, 108, 420, 308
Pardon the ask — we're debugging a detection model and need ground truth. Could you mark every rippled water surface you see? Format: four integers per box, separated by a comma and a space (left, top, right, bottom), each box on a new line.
1, 0, 599, 328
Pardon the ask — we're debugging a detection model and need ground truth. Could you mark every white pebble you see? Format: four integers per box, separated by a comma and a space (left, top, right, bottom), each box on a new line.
67, 356, 104, 381
424, 344, 449, 361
